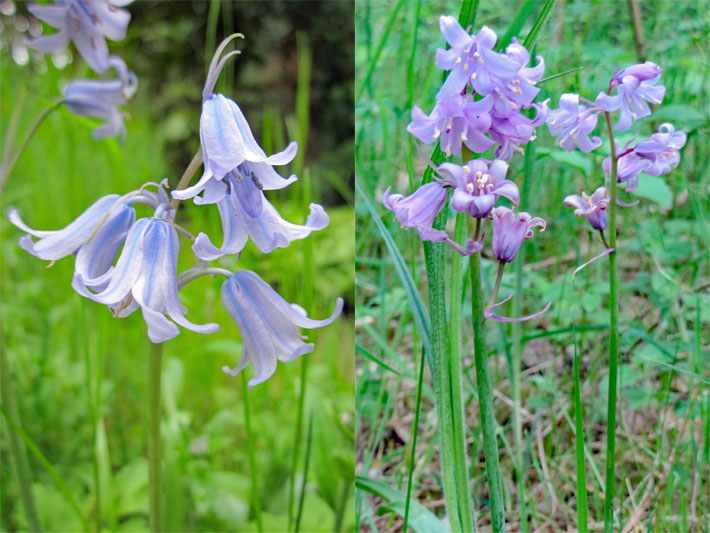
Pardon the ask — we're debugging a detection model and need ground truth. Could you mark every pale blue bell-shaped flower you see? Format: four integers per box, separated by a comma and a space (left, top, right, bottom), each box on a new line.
221, 270, 343, 387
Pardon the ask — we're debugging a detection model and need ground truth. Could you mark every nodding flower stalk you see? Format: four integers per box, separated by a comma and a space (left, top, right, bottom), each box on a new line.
388, 14, 552, 531
546, 60, 685, 531
8, 33, 342, 532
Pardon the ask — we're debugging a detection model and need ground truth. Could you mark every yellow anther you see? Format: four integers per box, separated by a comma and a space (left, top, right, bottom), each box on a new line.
434, 129, 441, 139
466, 183, 475, 193
471, 73, 477, 80
455, 57, 462, 64
463, 63, 469, 72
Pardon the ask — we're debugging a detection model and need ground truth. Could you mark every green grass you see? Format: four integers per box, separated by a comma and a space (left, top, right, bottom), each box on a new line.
0, 9, 355, 532
355, 0, 709, 531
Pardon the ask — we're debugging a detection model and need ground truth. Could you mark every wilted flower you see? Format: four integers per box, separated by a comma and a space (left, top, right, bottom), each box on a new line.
490, 206, 545, 263
27, 0, 132, 74
407, 94, 494, 156
192, 169, 329, 260
80, 204, 219, 343
546, 93, 602, 153
172, 35, 297, 204
221, 270, 343, 387
437, 159, 518, 218
63, 56, 138, 140
563, 186, 609, 231
595, 61, 665, 131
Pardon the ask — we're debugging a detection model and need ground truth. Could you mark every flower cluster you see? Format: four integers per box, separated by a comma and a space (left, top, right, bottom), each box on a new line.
408, 15, 549, 161
26, 0, 138, 139
385, 16, 550, 323
547, 61, 686, 231
10, 36, 342, 387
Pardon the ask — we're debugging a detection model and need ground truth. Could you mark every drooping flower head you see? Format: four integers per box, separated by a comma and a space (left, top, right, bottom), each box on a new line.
172, 34, 297, 204
27, 0, 132, 74
437, 159, 518, 218
595, 61, 665, 131
221, 270, 343, 388
490, 206, 546, 263
563, 186, 609, 231
63, 55, 138, 140
546, 93, 602, 153
488, 99, 548, 160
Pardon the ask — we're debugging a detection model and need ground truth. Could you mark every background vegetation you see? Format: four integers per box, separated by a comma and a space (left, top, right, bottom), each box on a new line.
355, 0, 708, 531
1, 1, 354, 531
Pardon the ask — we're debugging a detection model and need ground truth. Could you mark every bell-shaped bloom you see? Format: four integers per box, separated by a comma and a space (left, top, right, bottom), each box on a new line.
546, 94, 602, 153
563, 186, 609, 231
63, 56, 138, 140
436, 16, 520, 100
437, 159, 518, 218
490, 206, 546, 263
192, 170, 329, 260
26, 0, 132, 74
633, 122, 686, 176
488, 99, 548, 160
8, 194, 127, 262
80, 213, 219, 343
408, 94, 494, 156
221, 270, 343, 388
595, 62, 665, 131
172, 35, 297, 204
489, 38, 544, 117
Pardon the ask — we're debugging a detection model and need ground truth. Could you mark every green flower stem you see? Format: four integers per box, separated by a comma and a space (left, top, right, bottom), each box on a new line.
242, 374, 264, 533
469, 250, 505, 533
449, 211, 475, 533
572, 326, 589, 533
603, 110, 620, 533
0, 99, 63, 192
0, 349, 42, 532
148, 342, 163, 532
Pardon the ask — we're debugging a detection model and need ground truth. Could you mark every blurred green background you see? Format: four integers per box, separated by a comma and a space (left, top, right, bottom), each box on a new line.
1, 1, 354, 532
355, 0, 708, 531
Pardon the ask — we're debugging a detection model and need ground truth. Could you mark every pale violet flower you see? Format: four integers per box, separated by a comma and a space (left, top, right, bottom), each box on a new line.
633, 122, 686, 176
192, 169, 329, 260
563, 186, 609, 231
437, 159, 518, 218
172, 35, 297, 204
63, 56, 138, 140
489, 38, 545, 117
221, 270, 343, 388
27, 0, 132, 73
488, 99, 548, 160
595, 62, 665, 131
546, 93, 602, 153
78, 204, 219, 343
490, 206, 546, 263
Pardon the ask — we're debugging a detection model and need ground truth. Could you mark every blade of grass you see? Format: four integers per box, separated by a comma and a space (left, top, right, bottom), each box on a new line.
294, 413, 314, 533
522, 0, 555, 49
499, 0, 537, 49
572, 326, 589, 532
356, 343, 402, 376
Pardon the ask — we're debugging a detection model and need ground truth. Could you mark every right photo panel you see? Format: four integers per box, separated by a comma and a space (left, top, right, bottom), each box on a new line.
355, 1, 709, 532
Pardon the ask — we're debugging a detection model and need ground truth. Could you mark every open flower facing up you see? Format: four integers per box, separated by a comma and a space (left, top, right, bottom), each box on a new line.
172, 35, 297, 204
595, 61, 665, 131
27, 0, 132, 73
62, 56, 138, 140
192, 168, 329, 260
221, 270, 343, 388
79, 203, 219, 343
546, 93, 602, 153
437, 159, 518, 218
490, 206, 546, 263
564, 186, 609, 231
407, 94, 494, 156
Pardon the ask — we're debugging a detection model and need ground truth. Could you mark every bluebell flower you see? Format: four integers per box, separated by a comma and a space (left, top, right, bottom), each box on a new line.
563, 187, 609, 232
63, 56, 138, 140
172, 35, 297, 204
546, 93, 602, 153
79, 203, 219, 343
220, 270, 343, 387
595, 62, 665, 131
488, 99, 548, 160
490, 206, 546, 263
27, 0, 132, 74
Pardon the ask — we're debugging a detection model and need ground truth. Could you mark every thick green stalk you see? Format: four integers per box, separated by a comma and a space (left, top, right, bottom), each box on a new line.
572, 327, 589, 532
0, 349, 43, 532
469, 252, 505, 533
603, 111, 620, 532
403, 345, 426, 533
448, 212, 475, 532
242, 374, 264, 533
148, 342, 163, 532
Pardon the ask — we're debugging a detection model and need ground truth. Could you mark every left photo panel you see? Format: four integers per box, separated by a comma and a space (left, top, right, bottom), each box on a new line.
0, 2, 355, 532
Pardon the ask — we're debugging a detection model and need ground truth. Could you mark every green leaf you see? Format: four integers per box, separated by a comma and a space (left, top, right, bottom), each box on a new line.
356, 477, 449, 533
499, 0, 536, 49
545, 149, 593, 176
523, 0, 555, 49
632, 175, 672, 209
649, 104, 708, 132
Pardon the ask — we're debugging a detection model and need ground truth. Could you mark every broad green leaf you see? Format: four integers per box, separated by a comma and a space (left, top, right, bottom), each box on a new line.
632, 175, 672, 209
